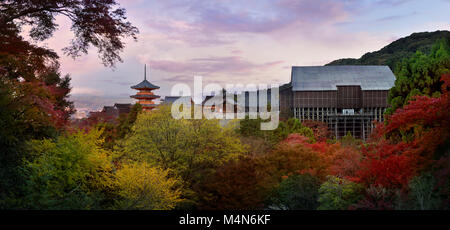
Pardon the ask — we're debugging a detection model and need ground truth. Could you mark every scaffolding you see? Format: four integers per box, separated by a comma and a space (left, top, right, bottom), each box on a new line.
293, 107, 386, 140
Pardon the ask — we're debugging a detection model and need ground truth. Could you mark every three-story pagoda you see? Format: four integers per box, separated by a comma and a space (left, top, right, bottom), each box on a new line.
130, 65, 160, 110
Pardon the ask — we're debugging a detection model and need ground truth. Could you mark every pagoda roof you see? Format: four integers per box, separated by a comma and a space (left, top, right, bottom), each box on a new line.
131, 79, 160, 90
130, 94, 161, 99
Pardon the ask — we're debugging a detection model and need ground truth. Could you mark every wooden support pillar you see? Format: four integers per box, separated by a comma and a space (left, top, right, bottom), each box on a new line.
344, 116, 346, 137
303, 108, 306, 120
362, 118, 365, 140
321, 107, 324, 122
375, 107, 378, 121
315, 107, 317, 121
335, 117, 338, 139
352, 117, 355, 138
299, 108, 301, 120
313, 107, 316, 121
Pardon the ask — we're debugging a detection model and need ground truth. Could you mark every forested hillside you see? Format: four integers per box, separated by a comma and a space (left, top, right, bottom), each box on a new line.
326, 30, 450, 70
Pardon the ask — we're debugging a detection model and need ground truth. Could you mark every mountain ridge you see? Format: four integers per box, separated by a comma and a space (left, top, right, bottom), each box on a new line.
326, 30, 450, 70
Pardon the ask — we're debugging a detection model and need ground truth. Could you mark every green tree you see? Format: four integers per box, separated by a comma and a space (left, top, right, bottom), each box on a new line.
318, 176, 364, 210
22, 129, 112, 209
116, 104, 143, 139
340, 131, 362, 147
117, 106, 195, 171
238, 116, 264, 138
387, 38, 450, 115
95, 103, 143, 150
408, 173, 441, 210
268, 174, 320, 210
118, 105, 245, 207
274, 118, 315, 142
0, 78, 64, 208
238, 117, 314, 149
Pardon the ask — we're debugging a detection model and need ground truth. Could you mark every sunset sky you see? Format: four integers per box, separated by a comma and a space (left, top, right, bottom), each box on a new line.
39, 0, 450, 113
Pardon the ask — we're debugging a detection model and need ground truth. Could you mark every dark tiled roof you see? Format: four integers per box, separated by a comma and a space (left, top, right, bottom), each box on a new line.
131, 80, 160, 89
114, 103, 132, 108
279, 82, 292, 90
161, 96, 186, 104
101, 106, 119, 117
162, 96, 181, 104
202, 94, 239, 106
114, 103, 132, 114
202, 95, 214, 105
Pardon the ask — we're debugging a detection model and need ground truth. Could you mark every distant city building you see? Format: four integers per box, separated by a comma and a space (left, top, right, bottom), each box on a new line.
280, 65, 396, 140
130, 65, 160, 110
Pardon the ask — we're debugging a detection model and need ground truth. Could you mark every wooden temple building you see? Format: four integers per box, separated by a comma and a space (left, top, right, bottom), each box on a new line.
130, 65, 160, 110
280, 65, 396, 140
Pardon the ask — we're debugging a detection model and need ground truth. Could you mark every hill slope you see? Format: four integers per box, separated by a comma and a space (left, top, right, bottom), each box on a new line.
326, 30, 450, 70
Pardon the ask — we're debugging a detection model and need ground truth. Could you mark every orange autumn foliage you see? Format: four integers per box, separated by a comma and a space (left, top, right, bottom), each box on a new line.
282, 133, 362, 180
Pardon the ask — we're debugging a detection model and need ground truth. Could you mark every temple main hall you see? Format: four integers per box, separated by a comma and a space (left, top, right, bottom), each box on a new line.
280, 65, 396, 140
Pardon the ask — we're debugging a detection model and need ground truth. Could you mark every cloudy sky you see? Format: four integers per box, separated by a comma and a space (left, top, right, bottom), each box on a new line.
41, 0, 450, 112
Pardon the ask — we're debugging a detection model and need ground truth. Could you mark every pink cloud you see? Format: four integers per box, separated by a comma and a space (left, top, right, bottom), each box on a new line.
146, 56, 284, 74
145, 0, 350, 46
230, 49, 243, 54
145, 19, 234, 46
194, 0, 348, 34
71, 87, 104, 96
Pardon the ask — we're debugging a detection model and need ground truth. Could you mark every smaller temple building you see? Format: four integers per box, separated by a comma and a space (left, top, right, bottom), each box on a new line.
130, 65, 160, 110
87, 103, 132, 123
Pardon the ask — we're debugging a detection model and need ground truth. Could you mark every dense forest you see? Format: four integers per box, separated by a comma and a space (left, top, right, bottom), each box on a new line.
1, 1, 450, 210
327, 30, 450, 70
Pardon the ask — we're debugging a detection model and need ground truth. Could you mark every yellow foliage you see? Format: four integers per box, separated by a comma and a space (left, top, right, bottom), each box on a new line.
113, 162, 182, 210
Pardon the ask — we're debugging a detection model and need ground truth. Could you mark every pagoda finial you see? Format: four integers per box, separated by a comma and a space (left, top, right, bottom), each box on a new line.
144, 64, 147, 80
